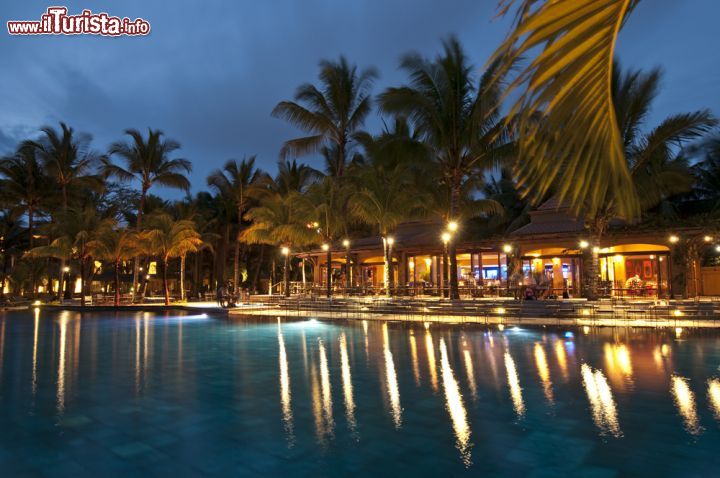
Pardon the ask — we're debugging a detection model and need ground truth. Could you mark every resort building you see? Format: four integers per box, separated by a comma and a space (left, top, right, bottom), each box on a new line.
301, 199, 717, 298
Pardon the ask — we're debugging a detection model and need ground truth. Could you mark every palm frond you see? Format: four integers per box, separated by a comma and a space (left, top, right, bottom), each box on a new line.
493, 0, 639, 217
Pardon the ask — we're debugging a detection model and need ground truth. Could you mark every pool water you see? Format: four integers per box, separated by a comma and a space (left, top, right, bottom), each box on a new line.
0, 310, 719, 476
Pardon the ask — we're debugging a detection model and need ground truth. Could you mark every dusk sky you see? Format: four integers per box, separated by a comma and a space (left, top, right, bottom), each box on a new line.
1, 0, 718, 197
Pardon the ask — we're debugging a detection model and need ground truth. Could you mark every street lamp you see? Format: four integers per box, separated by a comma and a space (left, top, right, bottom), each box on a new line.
502, 244, 512, 254
447, 221, 458, 232
281, 246, 291, 297
579, 240, 589, 249
321, 243, 331, 298
669, 235, 679, 244
342, 239, 352, 290
704, 235, 713, 242
441, 232, 451, 298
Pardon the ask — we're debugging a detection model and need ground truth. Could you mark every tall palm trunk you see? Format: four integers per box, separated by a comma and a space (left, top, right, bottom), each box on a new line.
192, 251, 201, 299
233, 236, 240, 290
383, 237, 392, 297
283, 251, 290, 298
60, 185, 70, 300
132, 187, 148, 302
79, 257, 86, 307
180, 254, 186, 301
448, 184, 460, 300
28, 207, 36, 298
326, 247, 332, 298
162, 257, 170, 306
114, 260, 121, 306
251, 245, 264, 294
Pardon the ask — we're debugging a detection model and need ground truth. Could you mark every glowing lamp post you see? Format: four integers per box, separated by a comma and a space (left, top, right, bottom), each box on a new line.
281, 247, 291, 297
342, 239, 352, 291
445, 221, 460, 300
385, 237, 395, 296
62, 266, 71, 300
441, 232, 451, 298
321, 243, 331, 298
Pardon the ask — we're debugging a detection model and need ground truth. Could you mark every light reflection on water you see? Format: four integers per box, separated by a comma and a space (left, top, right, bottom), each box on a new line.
671, 375, 702, 436
5, 312, 720, 474
504, 351, 525, 419
440, 337, 472, 467
382, 323, 402, 429
581, 363, 622, 437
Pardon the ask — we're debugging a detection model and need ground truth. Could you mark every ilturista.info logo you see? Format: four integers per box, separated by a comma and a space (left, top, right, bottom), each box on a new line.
7, 7, 150, 36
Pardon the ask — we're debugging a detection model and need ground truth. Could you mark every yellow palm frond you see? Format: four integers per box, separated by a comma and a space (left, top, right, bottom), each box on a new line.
493, 0, 639, 218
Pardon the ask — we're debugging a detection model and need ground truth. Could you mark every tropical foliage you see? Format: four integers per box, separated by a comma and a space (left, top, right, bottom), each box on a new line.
0, 28, 718, 304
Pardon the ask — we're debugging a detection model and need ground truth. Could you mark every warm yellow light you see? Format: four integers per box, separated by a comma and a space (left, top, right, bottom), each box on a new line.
281, 246, 290, 256
675, 327, 683, 337
447, 221, 458, 232
704, 235, 713, 242
552, 257, 560, 265
502, 244, 512, 254
424, 257, 432, 269
342, 239, 350, 248
498, 323, 504, 331
649, 254, 655, 260
496, 307, 506, 315
387, 237, 394, 246
145, 274, 150, 280
321, 243, 329, 251
313, 222, 319, 228
441, 232, 451, 244
601, 247, 610, 253
614, 255, 623, 263
579, 240, 589, 249
582, 309, 591, 316
408, 260, 414, 269
33, 300, 41, 306
716, 245, 720, 253
669, 235, 679, 244
63, 266, 70, 273
592, 246, 600, 254
583, 325, 590, 334
673, 309, 683, 317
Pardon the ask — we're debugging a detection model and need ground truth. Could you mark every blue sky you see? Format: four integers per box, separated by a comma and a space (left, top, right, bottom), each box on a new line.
1, 0, 718, 197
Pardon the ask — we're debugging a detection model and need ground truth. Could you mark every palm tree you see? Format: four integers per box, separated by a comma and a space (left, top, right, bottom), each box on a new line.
379, 37, 511, 299
0, 143, 48, 296
26, 209, 108, 306
35, 122, 103, 209
272, 56, 378, 179
302, 174, 350, 296
34, 122, 103, 299
142, 213, 202, 305
242, 192, 316, 296
105, 129, 192, 300
580, 64, 716, 297
0, 143, 47, 250
690, 135, 720, 212
349, 148, 426, 296
89, 225, 138, 306
207, 156, 263, 291
492, 0, 642, 218
0, 209, 24, 298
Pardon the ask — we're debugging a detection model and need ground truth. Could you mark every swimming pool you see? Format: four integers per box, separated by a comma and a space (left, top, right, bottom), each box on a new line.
0, 309, 719, 476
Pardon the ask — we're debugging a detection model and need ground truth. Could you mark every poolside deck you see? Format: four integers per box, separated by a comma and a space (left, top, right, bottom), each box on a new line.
228, 296, 720, 329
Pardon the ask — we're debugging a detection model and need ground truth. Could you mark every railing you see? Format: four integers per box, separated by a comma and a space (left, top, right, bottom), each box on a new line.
238, 294, 720, 325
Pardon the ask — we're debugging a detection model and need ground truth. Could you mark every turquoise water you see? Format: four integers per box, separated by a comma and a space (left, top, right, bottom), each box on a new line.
0, 310, 719, 477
